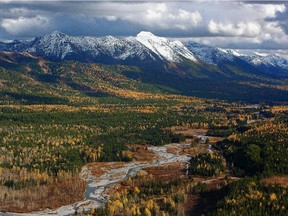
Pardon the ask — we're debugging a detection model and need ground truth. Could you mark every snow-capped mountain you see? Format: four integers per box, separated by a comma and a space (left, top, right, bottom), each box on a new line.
0, 31, 287, 74
0, 31, 287, 104
184, 41, 288, 75
240, 53, 288, 71
0, 31, 199, 65
136, 31, 197, 63
0, 31, 162, 65
0, 31, 198, 65
184, 41, 236, 65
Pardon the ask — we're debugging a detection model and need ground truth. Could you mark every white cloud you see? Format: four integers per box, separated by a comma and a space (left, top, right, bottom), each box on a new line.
262, 22, 283, 38
145, 9, 163, 22
258, 4, 286, 18
1, 15, 49, 34
127, 4, 202, 30
208, 20, 261, 37
104, 16, 117, 21
208, 20, 219, 34
176, 9, 202, 25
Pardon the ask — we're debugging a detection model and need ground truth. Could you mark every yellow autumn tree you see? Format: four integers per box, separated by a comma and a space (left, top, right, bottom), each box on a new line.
144, 207, 152, 216
134, 186, 140, 194
270, 193, 277, 201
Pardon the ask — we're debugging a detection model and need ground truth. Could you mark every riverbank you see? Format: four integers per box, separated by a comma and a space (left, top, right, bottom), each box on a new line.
1, 143, 192, 216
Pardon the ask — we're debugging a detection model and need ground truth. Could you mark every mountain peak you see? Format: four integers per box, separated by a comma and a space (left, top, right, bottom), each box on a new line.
137, 31, 156, 38
136, 31, 197, 63
136, 31, 168, 43
46, 30, 67, 38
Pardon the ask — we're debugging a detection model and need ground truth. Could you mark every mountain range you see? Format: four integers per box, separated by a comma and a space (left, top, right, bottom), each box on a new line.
0, 31, 287, 72
0, 31, 287, 103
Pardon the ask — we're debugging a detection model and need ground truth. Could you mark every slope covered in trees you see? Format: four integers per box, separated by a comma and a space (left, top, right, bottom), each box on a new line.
0, 51, 287, 104
0, 52, 287, 214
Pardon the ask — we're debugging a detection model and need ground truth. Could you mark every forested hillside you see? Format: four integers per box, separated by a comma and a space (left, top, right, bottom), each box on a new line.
0, 51, 287, 215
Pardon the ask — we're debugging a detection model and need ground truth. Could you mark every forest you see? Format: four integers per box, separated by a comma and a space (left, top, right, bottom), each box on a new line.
0, 57, 287, 215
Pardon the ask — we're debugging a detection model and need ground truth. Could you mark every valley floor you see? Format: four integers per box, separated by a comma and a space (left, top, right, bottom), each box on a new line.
1, 128, 232, 216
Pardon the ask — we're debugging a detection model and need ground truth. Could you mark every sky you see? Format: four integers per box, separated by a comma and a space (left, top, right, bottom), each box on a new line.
0, 1, 288, 51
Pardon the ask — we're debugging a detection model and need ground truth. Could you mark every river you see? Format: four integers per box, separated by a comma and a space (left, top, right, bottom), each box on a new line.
1, 143, 191, 216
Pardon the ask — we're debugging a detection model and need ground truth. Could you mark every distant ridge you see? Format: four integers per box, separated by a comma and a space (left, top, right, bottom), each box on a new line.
0, 31, 287, 74
0, 31, 287, 103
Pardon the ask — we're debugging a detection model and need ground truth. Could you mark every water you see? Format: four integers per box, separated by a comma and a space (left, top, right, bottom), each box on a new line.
1, 143, 191, 216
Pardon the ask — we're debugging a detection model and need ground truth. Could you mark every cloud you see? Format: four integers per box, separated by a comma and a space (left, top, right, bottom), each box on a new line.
0, 1, 287, 50
140, 6, 202, 30
189, 35, 288, 50
1, 15, 50, 35
259, 4, 285, 18
208, 20, 261, 37
266, 3, 288, 34
174, 9, 202, 26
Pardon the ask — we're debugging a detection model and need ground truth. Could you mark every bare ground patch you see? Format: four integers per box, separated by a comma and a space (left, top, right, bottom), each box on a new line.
123, 144, 157, 162
143, 162, 188, 182
0, 176, 86, 213
262, 176, 288, 188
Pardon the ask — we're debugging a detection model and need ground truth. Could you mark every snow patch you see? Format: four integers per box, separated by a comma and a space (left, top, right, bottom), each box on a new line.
136, 31, 197, 63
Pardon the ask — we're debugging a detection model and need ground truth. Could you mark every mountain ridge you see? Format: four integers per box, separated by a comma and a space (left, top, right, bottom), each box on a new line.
0, 31, 287, 104
0, 31, 287, 74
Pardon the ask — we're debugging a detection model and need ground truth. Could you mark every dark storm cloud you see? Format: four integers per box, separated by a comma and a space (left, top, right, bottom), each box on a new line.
51, 14, 143, 37
0, 1, 207, 38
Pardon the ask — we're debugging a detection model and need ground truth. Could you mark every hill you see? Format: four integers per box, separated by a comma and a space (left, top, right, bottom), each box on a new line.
0, 49, 287, 105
